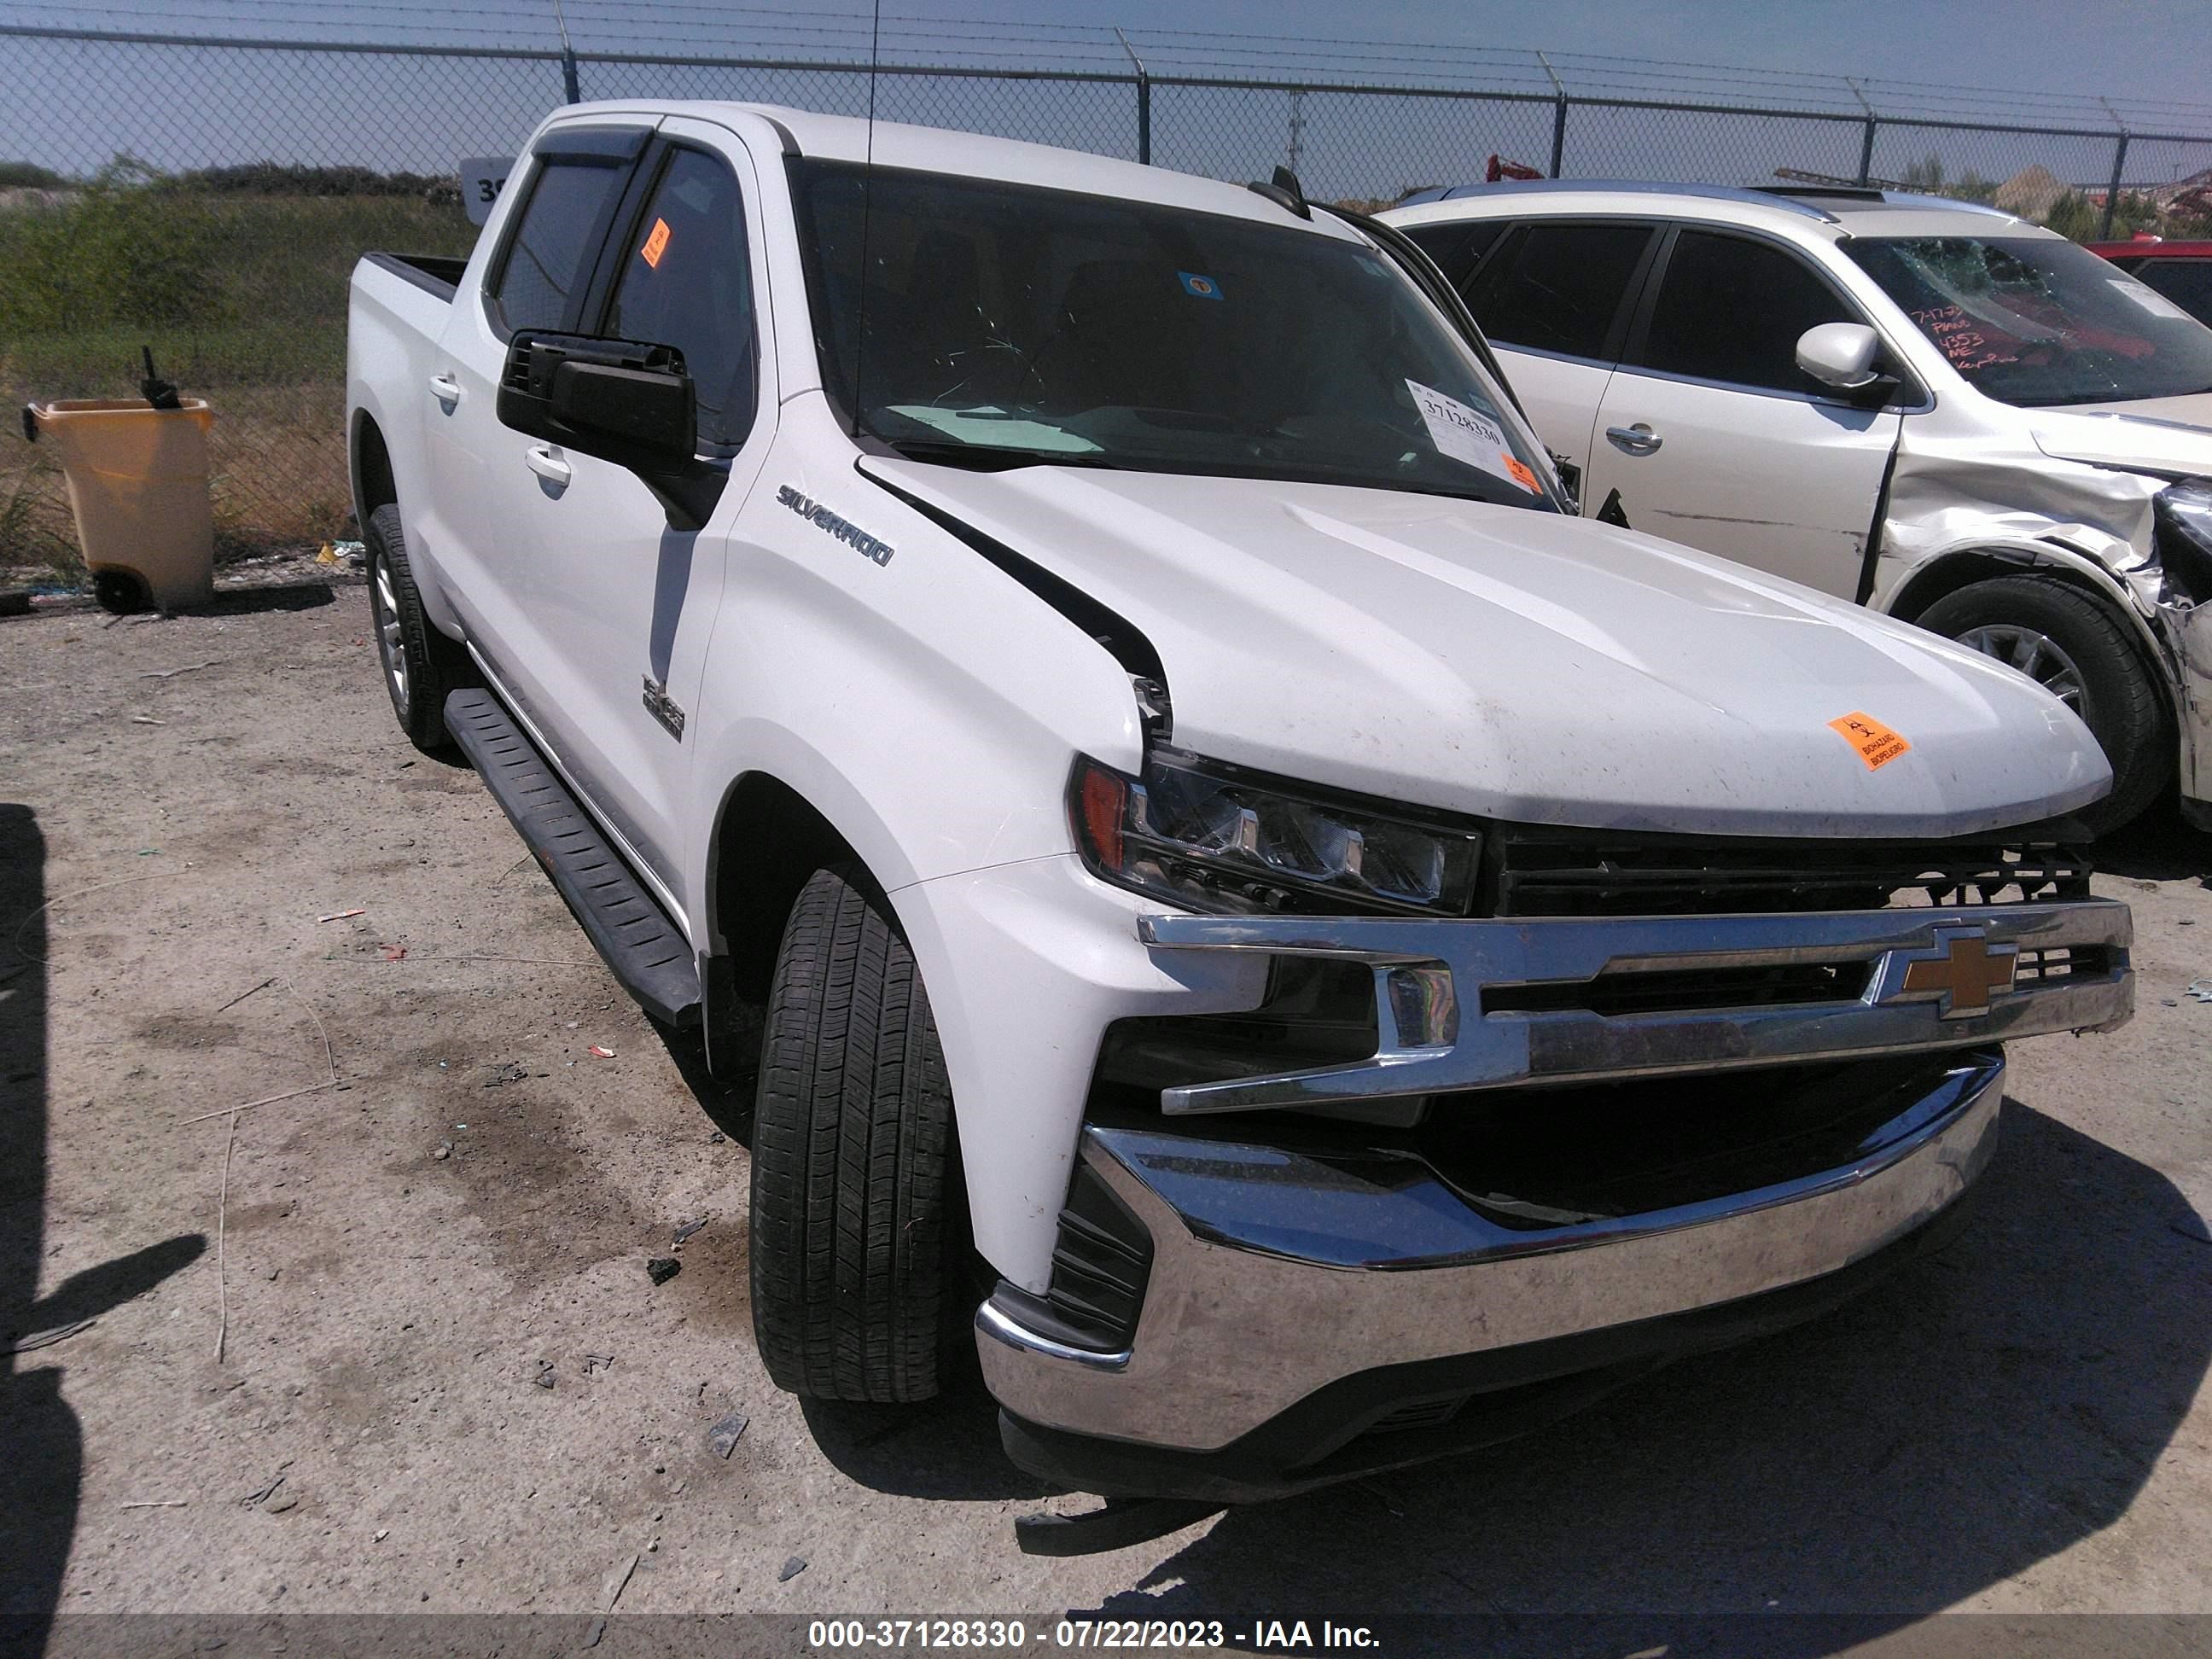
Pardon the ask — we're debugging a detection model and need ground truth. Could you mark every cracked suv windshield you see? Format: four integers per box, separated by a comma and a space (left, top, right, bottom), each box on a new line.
1847, 233, 2212, 406
793, 160, 1557, 509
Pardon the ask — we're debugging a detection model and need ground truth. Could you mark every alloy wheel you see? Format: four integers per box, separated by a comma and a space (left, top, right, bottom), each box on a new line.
372, 556, 410, 715
1957, 623, 2090, 719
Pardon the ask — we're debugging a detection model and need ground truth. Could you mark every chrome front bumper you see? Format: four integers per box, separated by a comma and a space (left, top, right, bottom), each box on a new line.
1134, 900, 2131, 1115
980, 1048, 2008, 1458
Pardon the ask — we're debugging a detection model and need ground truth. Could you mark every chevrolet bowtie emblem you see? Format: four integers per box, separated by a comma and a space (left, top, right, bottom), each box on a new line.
1881, 927, 2019, 1019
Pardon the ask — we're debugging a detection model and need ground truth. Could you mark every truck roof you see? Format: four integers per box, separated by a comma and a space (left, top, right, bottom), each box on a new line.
1382, 179, 2049, 243
542, 100, 1367, 240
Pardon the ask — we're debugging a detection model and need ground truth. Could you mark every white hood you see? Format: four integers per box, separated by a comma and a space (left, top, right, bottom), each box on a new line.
867, 461, 2111, 838
2030, 397, 2212, 476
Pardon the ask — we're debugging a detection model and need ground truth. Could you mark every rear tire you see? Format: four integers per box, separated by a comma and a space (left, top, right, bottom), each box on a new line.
1918, 575, 2171, 835
365, 502, 474, 753
749, 865, 964, 1404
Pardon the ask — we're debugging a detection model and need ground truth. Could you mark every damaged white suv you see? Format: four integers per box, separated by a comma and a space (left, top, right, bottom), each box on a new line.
350, 106, 2133, 1550
1385, 183, 2212, 831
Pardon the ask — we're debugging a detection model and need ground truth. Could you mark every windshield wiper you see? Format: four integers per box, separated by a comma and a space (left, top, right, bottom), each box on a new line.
882, 438, 1124, 473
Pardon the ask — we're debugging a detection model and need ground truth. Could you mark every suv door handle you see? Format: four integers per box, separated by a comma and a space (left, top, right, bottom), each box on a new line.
526, 445, 573, 488
1605, 423, 1662, 456
427, 373, 463, 405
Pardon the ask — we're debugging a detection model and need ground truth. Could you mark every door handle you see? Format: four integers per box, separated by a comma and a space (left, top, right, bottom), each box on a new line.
526, 445, 572, 488
1605, 423, 1662, 456
427, 373, 463, 405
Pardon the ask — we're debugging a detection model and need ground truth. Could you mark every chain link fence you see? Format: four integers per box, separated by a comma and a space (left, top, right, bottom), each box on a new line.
4, 21, 2212, 572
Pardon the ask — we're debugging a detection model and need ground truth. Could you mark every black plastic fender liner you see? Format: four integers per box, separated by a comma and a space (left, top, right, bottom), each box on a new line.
443, 687, 701, 1027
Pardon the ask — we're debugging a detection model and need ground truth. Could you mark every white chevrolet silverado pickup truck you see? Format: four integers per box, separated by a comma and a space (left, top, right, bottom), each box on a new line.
348, 102, 2134, 1549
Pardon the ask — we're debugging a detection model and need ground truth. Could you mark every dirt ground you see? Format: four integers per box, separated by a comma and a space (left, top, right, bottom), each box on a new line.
2, 572, 2209, 1652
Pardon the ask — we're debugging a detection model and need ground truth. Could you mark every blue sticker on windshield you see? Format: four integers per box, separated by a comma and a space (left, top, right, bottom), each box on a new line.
1178, 271, 1223, 300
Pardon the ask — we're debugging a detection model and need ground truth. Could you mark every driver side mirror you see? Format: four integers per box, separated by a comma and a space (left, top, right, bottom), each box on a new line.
496, 332, 726, 531
1796, 322, 1897, 403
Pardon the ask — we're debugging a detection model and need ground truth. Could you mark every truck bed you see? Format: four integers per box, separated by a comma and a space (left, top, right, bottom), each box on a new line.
362, 251, 467, 303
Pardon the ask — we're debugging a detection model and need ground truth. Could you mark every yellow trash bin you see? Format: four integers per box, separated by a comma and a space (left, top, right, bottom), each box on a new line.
23, 397, 217, 612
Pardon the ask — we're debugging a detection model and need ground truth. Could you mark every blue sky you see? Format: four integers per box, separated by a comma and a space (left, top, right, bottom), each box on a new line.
4, 1, 2209, 191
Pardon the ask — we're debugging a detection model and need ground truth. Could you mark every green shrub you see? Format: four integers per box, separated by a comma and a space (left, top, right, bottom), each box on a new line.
165, 161, 456, 197
0, 162, 224, 333
0, 160, 68, 189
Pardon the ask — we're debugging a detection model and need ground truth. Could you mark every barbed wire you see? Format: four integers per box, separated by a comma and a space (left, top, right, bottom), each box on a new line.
6, 0, 2210, 131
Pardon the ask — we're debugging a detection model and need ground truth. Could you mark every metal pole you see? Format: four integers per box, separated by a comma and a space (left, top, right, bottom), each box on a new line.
1536, 50, 1567, 177
2102, 133, 2130, 239
2100, 99, 2129, 239
1116, 27, 1150, 165
550, 0, 581, 103
1847, 78, 1877, 186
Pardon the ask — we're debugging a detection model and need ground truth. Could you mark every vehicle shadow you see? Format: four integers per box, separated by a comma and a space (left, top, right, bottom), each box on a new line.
801, 1392, 1054, 1503
195, 581, 339, 617
1051, 1102, 2209, 1650
0, 805, 207, 1646
654, 1023, 755, 1144
2094, 798, 2209, 883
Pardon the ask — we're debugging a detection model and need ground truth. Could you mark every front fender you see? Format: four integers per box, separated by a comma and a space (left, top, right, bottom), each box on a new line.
1871, 439, 2209, 804
680, 410, 1190, 1279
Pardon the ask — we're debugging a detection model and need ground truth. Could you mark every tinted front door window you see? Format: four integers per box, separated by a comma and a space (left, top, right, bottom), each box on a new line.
604, 148, 760, 447
1635, 230, 1857, 393
1463, 223, 1653, 360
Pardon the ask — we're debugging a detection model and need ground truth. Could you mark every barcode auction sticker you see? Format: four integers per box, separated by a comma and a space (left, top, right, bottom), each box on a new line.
1406, 379, 1542, 493
1828, 711, 1912, 771
641, 217, 672, 269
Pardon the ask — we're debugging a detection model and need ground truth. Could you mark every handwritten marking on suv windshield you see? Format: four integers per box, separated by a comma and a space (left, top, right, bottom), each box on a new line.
778, 486, 894, 567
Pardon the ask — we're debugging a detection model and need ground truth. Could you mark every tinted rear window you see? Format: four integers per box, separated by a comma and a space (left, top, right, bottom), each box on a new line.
1400, 219, 1509, 294
491, 159, 630, 332
1463, 222, 1652, 360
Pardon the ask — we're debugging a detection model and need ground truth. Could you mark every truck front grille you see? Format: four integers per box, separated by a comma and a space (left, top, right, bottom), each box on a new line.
1491, 823, 2092, 917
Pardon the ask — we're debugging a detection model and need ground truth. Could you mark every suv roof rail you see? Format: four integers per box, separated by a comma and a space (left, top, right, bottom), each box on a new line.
1750, 183, 1883, 201
1396, 178, 1839, 222
1755, 183, 2023, 221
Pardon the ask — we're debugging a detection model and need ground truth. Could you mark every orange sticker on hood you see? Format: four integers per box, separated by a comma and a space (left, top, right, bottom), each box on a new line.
1828, 712, 1911, 771
640, 217, 671, 268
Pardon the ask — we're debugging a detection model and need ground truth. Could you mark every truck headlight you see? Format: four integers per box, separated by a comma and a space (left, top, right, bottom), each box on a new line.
2154, 479, 2212, 602
1071, 750, 1483, 917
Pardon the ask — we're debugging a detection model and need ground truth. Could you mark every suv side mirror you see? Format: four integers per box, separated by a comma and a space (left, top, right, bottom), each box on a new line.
497, 332, 726, 531
1796, 322, 1892, 397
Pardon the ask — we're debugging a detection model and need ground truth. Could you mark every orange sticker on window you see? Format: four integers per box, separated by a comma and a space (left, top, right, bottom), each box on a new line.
640, 217, 671, 269
1505, 456, 1540, 492
1828, 712, 1912, 771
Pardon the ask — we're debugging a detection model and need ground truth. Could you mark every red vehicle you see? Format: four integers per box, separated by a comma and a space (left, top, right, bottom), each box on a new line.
2089, 236, 2212, 327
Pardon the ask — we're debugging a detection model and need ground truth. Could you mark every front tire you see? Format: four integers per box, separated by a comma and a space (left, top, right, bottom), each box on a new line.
749, 865, 963, 1404
1918, 575, 2171, 834
365, 502, 474, 753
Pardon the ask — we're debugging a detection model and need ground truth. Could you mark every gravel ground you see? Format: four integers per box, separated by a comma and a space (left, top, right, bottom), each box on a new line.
1, 574, 2209, 1652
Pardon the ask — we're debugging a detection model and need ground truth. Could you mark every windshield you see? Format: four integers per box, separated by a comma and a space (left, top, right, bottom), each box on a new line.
1846, 234, 2212, 406
790, 160, 1557, 509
